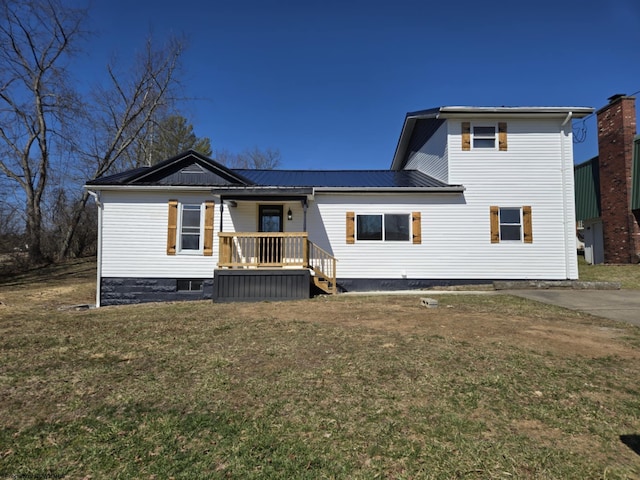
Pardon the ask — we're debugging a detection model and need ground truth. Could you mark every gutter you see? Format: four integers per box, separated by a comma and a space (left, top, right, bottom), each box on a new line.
314, 186, 465, 193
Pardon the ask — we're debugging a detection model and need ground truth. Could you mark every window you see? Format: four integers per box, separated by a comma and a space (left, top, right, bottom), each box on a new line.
385, 214, 410, 241
490, 206, 533, 243
499, 208, 522, 241
357, 215, 383, 240
462, 122, 507, 151
167, 200, 214, 256
473, 125, 496, 149
356, 214, 411, 241
180, 204, 202, 251
177, 279, 203, 291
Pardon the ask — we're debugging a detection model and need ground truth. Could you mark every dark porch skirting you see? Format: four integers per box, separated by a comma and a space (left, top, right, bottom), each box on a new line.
213, 269, 310, 302
100, 277, 214, 306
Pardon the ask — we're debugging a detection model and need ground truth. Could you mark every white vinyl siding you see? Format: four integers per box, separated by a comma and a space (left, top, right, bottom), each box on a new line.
101, 191, 218, 278
404, 122, 448, 182
445, 118, 577, 279
99, 116, 577, 282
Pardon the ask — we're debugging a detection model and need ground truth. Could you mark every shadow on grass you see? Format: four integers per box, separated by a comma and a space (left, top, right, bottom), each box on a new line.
620, 434, 640, 456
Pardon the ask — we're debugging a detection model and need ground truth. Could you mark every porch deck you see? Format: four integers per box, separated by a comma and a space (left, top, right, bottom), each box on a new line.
217, 232, 337, 294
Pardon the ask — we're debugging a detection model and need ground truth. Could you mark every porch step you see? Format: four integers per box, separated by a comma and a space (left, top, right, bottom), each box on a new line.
312, 276, 336, 295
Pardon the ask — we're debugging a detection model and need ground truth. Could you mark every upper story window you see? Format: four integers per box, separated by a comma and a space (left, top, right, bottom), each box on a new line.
462, 122, 508, 151
473, 126, 496, 149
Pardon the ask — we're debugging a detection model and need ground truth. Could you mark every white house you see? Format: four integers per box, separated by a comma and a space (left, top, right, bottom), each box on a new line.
85, 105, 593, 306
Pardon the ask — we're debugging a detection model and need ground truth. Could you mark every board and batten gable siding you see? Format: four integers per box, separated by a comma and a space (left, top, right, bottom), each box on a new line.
100, 191, 219, 278
403, 122, 449, 182
442, 118, 578, 279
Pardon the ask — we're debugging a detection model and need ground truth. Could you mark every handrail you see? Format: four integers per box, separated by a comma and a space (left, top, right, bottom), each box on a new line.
307, 242, 337, 293
217, 232, 337, 293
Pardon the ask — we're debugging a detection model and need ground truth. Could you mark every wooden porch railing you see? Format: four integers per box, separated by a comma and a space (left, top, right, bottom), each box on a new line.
217, 232, 337, 294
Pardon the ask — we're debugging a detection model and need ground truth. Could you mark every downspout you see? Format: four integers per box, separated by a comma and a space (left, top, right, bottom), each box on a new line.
559, 112, 574, 279
87, 190, 102, 307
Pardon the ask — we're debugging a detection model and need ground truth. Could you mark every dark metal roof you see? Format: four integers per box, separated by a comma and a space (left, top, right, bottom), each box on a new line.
233, 169, 453, 188
86, 167, 148, 185
86, 150, 253, 187
85, 150, 463, 192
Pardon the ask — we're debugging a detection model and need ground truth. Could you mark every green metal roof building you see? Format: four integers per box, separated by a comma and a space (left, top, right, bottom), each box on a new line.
575, 135, 640, 220
574, 156, 601, 222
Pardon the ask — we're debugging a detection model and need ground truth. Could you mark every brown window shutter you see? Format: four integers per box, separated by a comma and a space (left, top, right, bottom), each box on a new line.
167, 200, 178, 255
203, 200, 215, 256
462, 122, 471, 151
346, 211, 355, 244
490, 206, 500, 243
522, 206, 533, 243
412, 212, 422, 244
498, 122, 507, 151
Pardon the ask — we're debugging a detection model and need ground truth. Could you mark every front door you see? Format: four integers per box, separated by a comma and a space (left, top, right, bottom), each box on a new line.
258, 205, 283, 263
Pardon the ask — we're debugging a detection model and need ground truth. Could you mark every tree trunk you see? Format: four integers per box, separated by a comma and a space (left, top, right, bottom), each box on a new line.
25, 192, 46, 264
58, 192, 91, 260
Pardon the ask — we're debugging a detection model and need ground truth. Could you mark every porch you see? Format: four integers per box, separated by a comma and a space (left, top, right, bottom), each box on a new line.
217, 232, 337, 295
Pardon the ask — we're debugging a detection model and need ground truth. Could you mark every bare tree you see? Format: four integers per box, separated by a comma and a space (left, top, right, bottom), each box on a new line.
215, 147, 281, 169
0, 0, 187, 262
0, 0, 86, 263
58, 37, 185, 258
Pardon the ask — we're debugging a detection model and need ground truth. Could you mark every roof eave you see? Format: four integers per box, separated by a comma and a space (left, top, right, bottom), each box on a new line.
314, 186, 465, 193
84, 184, 216, 191
438, 106, 594, 118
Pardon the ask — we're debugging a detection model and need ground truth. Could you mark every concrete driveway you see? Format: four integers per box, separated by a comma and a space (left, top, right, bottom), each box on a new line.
506, 289, 640, 327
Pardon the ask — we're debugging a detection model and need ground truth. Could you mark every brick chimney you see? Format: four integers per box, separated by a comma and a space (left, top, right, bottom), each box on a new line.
596, 94, 640, 263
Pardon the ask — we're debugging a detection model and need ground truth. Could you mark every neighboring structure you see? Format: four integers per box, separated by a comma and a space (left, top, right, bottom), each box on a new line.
86, 105, 592, 306
574, 94, 640, 264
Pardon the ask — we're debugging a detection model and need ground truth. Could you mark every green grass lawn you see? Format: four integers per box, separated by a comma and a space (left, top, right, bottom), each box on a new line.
578, 256, 640, 289
0, 259, 639, 478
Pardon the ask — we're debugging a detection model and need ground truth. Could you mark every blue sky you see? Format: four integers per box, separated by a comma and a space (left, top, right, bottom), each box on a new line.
82, 0, 640, 170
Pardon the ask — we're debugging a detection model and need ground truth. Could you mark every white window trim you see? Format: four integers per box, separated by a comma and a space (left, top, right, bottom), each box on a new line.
355, 213, 412, 242
499, 207, 523, 242
178, 202, 205, 254
472, 122, 497, 150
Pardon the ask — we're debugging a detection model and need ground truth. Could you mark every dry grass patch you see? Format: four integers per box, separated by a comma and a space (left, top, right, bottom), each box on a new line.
1, 262, 640, 478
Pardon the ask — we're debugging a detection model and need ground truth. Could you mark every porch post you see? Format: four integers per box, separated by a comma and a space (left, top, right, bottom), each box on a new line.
302, 198, 308, 232
219, 201, 224, 232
